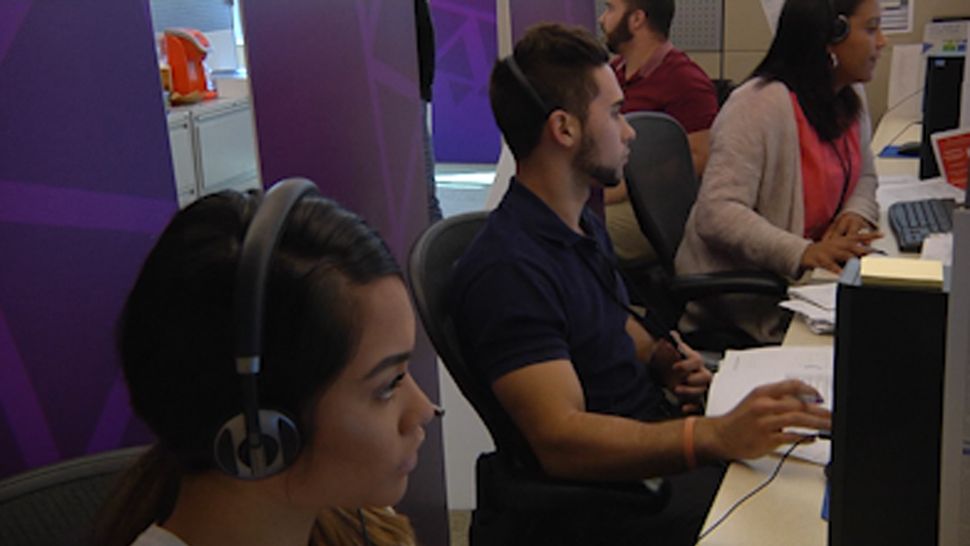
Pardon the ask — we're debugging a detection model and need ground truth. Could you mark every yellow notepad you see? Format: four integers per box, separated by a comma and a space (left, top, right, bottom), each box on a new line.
859, 256, 944, 290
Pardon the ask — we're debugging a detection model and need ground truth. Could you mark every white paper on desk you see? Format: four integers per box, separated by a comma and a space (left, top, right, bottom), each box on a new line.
779, 300, 835, 334
921, 232, 953, 266
878, 174, 920, 185
708, 346, 833, 465
788, 283, 837, 311
808, 267, 840, 283
877, 177, 966, 209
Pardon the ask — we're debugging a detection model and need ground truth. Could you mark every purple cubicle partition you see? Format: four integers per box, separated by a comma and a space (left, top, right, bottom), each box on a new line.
0, 0, 174, 477
511, 0, 598, 40
240, 1, 448, 544
427, 0, 596, 164
438, 1, 597, 180
430, 0, 500, 165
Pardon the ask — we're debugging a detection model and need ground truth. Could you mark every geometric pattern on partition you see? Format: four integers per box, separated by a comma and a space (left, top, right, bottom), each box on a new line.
0, 0, 176, 477
430, 0, 500, 164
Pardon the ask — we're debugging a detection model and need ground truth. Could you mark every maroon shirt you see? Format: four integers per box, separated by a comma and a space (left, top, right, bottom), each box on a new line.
612, 43, 718, 134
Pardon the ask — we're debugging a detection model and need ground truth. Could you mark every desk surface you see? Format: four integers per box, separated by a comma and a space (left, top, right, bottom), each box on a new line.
698, 456, 828, 546
872, 116, 922, 177
698, 316, 831, 546
698, 114, 921, 545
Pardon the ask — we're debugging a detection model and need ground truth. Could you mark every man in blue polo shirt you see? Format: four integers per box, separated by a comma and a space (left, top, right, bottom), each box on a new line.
450, 23, 831, 545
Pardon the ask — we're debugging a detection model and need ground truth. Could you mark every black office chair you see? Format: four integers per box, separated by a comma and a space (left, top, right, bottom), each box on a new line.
0, 446, 148, 546
408, 211, 670, 546
622, 111, 787, 352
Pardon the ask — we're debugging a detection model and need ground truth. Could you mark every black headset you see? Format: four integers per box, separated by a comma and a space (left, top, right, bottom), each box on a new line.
828, 0, 850, 44
213, 178, 320, 480
504, 54, 558, 118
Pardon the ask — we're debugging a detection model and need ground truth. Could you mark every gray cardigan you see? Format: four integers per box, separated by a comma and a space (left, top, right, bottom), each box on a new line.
674, 78, 879, 340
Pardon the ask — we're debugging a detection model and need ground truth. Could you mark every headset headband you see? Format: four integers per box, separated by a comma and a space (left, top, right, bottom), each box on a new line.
827, 0, 850, 43
233, 177, 320, 477
505, 54, 557, 118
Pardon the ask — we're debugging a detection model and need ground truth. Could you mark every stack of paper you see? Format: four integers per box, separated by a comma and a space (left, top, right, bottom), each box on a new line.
779, 283, 837, 334
859, 255, 944, 290
707, 346, 834, 465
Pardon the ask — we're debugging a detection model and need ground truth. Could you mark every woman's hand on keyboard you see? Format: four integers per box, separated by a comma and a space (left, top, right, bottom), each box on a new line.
801, 231, 882, 273
822, 212, 881, 240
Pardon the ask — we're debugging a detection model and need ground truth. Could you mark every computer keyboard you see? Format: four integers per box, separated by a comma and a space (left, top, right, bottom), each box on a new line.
887, 198, 956, 252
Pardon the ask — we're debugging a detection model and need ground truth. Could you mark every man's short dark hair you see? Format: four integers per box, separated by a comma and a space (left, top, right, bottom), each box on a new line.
628, 0, 675, 38
489, 23, 609, 161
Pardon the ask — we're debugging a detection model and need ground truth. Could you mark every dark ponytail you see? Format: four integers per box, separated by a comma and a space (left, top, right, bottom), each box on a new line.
89, 445, 180, 546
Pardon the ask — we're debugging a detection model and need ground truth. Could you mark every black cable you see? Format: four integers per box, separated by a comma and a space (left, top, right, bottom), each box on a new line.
697, 436, 815, 541
357, 508, 374, 546
883, 119, 920, 149
883, 86, 925, 121
878, 86, 925, 148
826, 136, 853, 227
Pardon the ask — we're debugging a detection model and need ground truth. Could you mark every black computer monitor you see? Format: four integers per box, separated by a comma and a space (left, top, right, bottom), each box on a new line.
831, 268, 950, 545
919, 54, 965, 179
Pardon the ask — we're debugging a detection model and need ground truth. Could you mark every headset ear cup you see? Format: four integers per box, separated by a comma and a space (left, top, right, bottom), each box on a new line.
214, 425, 240, 476
831, 14, 850, 43
213, 410, 302, 479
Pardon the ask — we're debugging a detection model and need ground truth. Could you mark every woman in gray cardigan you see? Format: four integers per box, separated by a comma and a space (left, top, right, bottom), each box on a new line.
675, 0, 887, 343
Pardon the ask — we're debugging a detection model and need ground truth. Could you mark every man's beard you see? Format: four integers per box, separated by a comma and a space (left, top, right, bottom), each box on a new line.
604, 10, 634, 54
573, 132, 623, 188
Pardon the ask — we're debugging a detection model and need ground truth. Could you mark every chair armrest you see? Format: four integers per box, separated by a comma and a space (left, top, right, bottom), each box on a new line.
668, 271, 787, 302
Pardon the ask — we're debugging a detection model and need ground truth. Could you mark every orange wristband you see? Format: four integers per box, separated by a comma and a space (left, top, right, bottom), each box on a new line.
683, 416, 698, 470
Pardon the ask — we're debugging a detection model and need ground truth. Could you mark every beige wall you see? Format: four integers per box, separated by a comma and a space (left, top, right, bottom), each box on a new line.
678, 0, 968, 126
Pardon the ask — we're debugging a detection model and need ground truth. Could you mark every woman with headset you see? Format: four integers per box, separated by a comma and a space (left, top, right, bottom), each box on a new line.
93, 181, 436, 546
675, 0, 887, 343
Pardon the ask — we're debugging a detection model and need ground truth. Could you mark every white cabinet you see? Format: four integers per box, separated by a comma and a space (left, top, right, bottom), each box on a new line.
167, 110, 198, 208
166, 97, 261, 208
194, 99, 260, 196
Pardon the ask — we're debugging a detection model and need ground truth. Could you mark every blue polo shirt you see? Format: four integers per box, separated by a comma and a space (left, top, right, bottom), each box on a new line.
451, 179, 667, 420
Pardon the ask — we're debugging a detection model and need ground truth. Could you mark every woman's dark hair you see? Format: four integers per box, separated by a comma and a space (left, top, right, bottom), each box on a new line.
751, 0, 864, 141
92, 189, 401, 545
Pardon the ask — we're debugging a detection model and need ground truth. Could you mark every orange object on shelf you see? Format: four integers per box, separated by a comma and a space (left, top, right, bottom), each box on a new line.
163, 28, 217, 101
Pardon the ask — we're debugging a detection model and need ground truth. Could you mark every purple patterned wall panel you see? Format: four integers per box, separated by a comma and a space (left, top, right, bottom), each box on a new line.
243, 0, 428, 260
511, 0, 597, 40
428, 0, 597, 164
0, 0, 174, 477
241, 1, 447, 544
430, 0, 499, 164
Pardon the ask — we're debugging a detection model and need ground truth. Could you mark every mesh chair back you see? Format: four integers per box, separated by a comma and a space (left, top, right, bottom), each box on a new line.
408, 212, 539, 469
0, 446, 147, 546
623, 111, 700, 277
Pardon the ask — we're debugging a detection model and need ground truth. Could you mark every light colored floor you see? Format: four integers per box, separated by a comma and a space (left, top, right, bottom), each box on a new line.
448, 510, 471, 546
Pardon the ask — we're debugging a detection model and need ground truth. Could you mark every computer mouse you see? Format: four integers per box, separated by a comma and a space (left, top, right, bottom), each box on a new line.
896, 141, 921, 156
